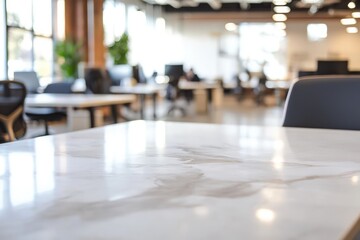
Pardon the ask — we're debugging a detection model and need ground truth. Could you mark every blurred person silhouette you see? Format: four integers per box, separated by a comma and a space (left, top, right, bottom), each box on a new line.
183, 67, 201, 102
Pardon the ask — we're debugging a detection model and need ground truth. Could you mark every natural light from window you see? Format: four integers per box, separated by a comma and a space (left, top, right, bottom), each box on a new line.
0, 1, 6, 79
6, 0, 53, 79
103, 0, 126, 46
239, 23, 287, 80
56, 0, 65, 40
307, 23, 327, 41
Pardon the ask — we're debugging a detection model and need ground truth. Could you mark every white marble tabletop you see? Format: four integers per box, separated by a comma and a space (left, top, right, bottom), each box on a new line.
0, 121, 360, 239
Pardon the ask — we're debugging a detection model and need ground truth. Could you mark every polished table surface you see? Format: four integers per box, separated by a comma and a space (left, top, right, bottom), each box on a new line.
0, 121, 360, 239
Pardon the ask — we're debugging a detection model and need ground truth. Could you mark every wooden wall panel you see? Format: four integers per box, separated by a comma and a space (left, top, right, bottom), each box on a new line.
64, 0, 104, 67
93, 0, 105, 67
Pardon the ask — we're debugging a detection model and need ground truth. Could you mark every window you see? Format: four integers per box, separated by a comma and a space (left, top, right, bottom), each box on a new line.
103, 0, 126, 67
0, 1, 6, 79
56, 0, 65, 40
307, 23, 327, 41
239, 23, 287, 80
103, 0, 126, 46
103, 1, 166, 76
6, 0, 54, 82
7, 28, 33, 74
128, 6, 147, 65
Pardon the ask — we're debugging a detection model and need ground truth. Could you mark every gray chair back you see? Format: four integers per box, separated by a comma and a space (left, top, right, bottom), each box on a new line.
44, 82, 73, 93
283, 75, 360, 130
14, 71, 41, 94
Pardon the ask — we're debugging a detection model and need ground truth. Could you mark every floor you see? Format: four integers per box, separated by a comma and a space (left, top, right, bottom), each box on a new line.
24, 93, 285, 139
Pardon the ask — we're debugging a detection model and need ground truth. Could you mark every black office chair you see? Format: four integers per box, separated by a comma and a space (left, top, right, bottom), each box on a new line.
84, 67, 123, 123
166, 76, 186, 116
283, 75, 360, 130
132, 64, 148, 84
0, 80, 27, 142
84, 67, 111, 94
25, 82, 73, 136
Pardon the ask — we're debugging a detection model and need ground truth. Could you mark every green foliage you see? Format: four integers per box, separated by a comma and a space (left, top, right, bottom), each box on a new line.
55, 40, 82, 79
108, 33, 129, 65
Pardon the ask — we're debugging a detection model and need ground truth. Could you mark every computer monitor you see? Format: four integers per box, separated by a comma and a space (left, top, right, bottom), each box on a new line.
165, 64, 184, 80
107, 65, 133, 86
317, 60, 349, 75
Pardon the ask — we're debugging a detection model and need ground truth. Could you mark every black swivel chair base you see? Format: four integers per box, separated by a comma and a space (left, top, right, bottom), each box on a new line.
167, 105, 186, 116
25, 108, 66, 137
42, 120, 51, 136
28, 120, 58, 138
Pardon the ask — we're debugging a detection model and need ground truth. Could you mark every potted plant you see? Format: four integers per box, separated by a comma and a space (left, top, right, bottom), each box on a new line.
108, 32, 130, 65
107, 33, 133, 86
55, 39, 82, 81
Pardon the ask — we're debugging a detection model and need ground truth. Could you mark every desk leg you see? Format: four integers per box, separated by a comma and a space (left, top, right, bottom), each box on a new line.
88, 107, 95, 128
212, 87, 223, 108
140, 95, 145, 119
194, 89, 207, 114
111, 105, 118, 123
152, 93, 157, 119
66, 107, 75, 131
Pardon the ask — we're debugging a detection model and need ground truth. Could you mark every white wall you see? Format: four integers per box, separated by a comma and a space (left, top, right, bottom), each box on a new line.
287, 20, 360, 72
164, 15, 238, 82
164, 16, 360, 82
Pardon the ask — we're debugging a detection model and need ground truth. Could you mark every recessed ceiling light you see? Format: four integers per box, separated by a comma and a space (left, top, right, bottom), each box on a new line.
348, 1, 356, 9
302, 0, 323, 3
272, 14, 287, 22
352, 12, 360, 18
274, 6, 291, 13
346, 27, 358, 33
273, 0, 287, 6
275, 22, 286, 30
341, 18, 357, 25
225, 22, 237, 32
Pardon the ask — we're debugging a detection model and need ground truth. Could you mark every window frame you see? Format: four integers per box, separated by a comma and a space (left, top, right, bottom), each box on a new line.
5, 0, 56, 81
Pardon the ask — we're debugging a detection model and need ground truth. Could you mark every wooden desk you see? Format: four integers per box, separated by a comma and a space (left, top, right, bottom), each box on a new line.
178, 81, 223, 113
110, 84, 166, 119
0, 121, 359, 239
25, 94, 136, 130
266, 80, 292, 106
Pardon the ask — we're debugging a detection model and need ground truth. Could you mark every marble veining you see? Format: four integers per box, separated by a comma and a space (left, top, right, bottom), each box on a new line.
0, 121, 360, 239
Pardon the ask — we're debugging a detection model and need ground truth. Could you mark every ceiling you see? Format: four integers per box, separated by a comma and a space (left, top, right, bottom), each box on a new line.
142, 0, 358, 17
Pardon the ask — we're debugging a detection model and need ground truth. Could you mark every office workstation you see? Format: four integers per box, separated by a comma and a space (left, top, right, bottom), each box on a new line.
1, 0, 360, 239
25, 93, 136, 131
